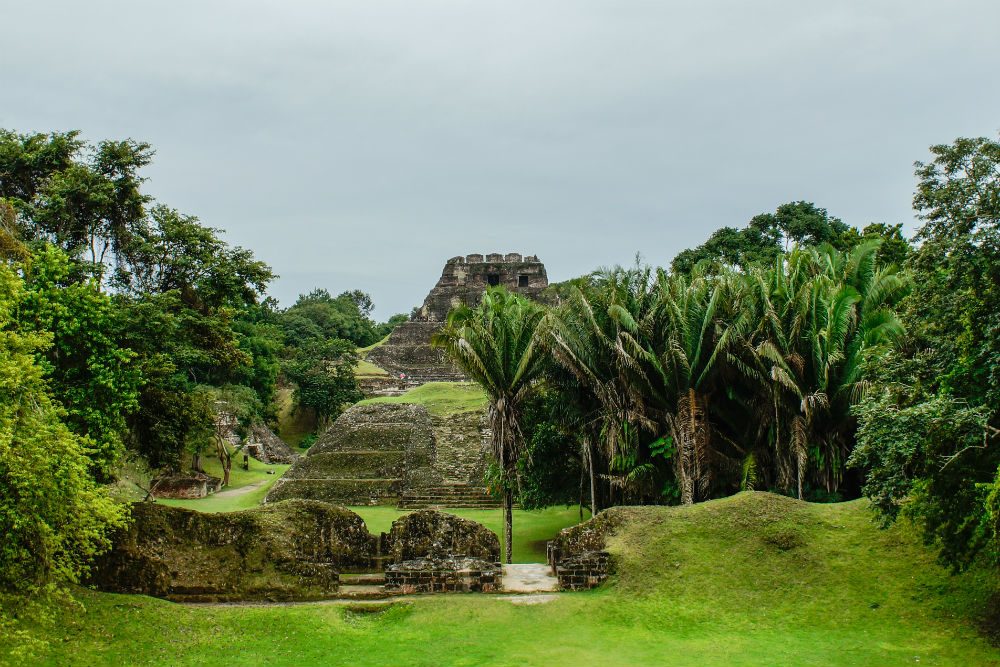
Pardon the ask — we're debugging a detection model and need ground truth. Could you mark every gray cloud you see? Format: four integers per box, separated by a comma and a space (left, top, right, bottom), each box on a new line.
3, 0, 998, 317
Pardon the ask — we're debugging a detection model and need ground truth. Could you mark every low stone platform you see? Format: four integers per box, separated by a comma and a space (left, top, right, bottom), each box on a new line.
150, 473, 222, 499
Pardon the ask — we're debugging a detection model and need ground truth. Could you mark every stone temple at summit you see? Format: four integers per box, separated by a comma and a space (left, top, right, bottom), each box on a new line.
367, 252, 548, 382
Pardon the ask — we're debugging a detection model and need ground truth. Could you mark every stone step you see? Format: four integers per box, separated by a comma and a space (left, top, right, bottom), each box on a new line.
280, 451, 406, 481
265, 477, 403, 505
337, 584, 394, 600
501, 564, 560, 593
340, 573, 386, 586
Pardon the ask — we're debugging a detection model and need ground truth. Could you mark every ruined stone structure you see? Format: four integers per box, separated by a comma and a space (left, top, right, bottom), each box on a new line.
415, 253, 549, 322
546, 510, 622, 591
384, 557, 502, 594
244, 422, 300, 464
270, 254, 548, 509
149, 472, 222, 499
90, 501, 377, 602
91, 504, 510, 601
367, 253, 548, 383
265, 402, 497, 508
383, 509, 501, 563
216, 407, 300, 465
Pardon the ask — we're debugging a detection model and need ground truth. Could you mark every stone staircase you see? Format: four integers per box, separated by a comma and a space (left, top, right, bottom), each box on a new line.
398, 483, 503, 509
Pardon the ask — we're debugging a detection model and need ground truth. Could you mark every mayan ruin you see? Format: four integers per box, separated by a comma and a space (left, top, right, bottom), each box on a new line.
268, 253, 548, 510
367, 253, 548, 384
10, 7, 998, 662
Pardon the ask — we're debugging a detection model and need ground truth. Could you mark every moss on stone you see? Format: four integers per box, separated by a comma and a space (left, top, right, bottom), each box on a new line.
384, 510, 500, 563
89, 500, 377, 602
266, 478, 404, 505
282, 451, 407, 480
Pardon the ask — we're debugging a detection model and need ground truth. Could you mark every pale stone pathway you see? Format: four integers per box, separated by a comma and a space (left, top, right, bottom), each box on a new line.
501, 564, 559, 593
212, 479, 267, 498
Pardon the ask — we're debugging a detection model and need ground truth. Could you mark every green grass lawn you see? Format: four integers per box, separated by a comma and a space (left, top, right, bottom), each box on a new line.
349, 505, 589, 562
157, 456, 289, 513
358, 381, 486, 416
13, 493, 999, 666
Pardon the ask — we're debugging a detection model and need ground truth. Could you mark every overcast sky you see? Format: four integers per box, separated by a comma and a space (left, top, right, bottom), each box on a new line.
3, 1, 999, 318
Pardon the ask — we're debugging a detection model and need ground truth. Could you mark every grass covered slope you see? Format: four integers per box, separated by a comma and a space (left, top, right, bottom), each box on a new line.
358, 381, 486, 416
19, 493, 1000, 666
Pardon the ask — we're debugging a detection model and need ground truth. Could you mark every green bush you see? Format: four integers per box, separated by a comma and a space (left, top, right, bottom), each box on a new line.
0, 265, 128, 595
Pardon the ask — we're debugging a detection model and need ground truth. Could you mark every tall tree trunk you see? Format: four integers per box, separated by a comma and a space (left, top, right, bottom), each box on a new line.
215, 435, 232, 487
503, 488, 513, 564
797, 449, 806, 500
676, 388, 707, 505
587, 437, 598, 516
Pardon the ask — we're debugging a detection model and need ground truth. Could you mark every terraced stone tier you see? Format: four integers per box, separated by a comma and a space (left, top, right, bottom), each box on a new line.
398, 484, 503, 509
281, 451, 407, 480
309, 403, 434, 456
366, 321, 467, 382
266, 403, 440, 505
266, 478, 404, 505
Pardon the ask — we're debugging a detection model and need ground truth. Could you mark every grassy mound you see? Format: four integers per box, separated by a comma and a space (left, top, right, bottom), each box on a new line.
11, 494, 1000, 666
358, 381, 486, 416
355, 335, 391, 376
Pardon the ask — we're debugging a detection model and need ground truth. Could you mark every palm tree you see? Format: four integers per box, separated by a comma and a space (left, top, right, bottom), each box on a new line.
546, 267, 663, 508
737, 241, 907, 498
432, 287, 547, 563
651, 269, 748, 504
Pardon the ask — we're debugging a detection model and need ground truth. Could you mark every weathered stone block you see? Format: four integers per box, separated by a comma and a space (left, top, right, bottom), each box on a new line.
554, 551, 611, 590
89, 500, 378, 602
245, 422, 299, 464
384, 509, 500, 563
547, 509, 624, 590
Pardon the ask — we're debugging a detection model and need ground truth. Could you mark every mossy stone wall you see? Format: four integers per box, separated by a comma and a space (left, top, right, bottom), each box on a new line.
90, 500, 377, 602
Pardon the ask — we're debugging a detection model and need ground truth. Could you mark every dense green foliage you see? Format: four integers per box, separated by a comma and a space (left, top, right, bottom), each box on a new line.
0, 129, 402, 596
19, 244, 141, 479
850, 134, 1000, 569
534, 241, 907, 512
0, 265, 127, 596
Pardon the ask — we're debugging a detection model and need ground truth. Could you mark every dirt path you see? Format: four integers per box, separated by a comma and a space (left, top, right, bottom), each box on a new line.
213, 480, 267, 499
